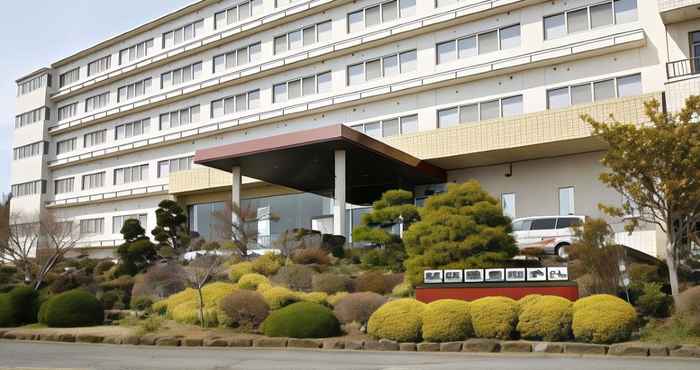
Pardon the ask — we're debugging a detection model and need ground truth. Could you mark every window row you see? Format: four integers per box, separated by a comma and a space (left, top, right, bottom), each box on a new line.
347, 50, 417, 86
120, 39, 155, 65
158, 156, 194, 178
11, 180, 46, 198
13, 142, 48, 161
59, 68, 80, 88
274, 20, 332, 54
88, 55, 111, 77
214, 0, 263, 30
84, 130, 107, 148
58, 103, 78, 121
117, 78, 152, 103
438, 95, 523, 128
213, 42, 261, 73
54, 177, 75, 195
79, 214, 149, 236
211, 90, 261, 118
544, 0, 637, 40
273, 71, 332, 103
351, 114, 418, 138
85, 92, 110, 113
80, 218, 104, 235
116, 118, 151, 140
17, 74, 50, 96
436, 24, 520, 65
347, 0, 416, 33
113, 214, 148, 234
163, 20, 205, 49
15, 107, 50, 129
161, 62, 203, 89
159, 105, 201, 130
502, 187, 577, 220
114, 164, 149, 185
546, 73, 641, 109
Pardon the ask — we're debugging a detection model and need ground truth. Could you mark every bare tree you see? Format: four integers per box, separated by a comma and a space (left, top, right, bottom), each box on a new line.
183, 238, 225, 327
212, 202, 277, 258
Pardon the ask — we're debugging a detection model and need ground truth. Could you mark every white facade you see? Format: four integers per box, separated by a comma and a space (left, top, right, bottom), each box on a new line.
10, 0, 700, 257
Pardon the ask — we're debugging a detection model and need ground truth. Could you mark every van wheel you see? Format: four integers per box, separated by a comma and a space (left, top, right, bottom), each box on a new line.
555, 243, 570, 259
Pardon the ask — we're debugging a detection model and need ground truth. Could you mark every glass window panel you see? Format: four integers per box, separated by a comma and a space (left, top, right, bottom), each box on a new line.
499, 25, 521, 50
239, 2, 251, 20
571, 84, 592, 105
365, 122, 381, 137
480, 100, 500, 120
348, 64, 364, 85
226, 52, 237, 68
458, 36, 477, 59
382, 1, 398, 22
502, 193, 516, 219
288, 79, 301, 99
288, 30, 302, 50
438, 107, 459, 128
213, 55, 225, 73
224, 97, 235, 114
303, 26, 316, 46
617, 74, 641, 97
248, 90, 260, 109
399, 0, 416, 17
614, 0, 637, 23
559, 187, 575, 215
593, 79, 615, 101
273, 83, 287, 102
236, 94, 247, 112
237, 47, 248, 65
212, 100, 224, 118
459, 104, 478, 123
249, 43, 261, 62
382, 118, 399, 137
182, 66, 192, 82
348, 11, 363, 33
215, 12, 226, 29
437, 41, 456, 64
501, 95, 523, 117
191, 106, 200, 122
317, 21, 332, 42
317, 72, 332, 93
478, 30, 499, 54
567, 8, 589, 33
399, 50, 417, 72
591, 3, 614, 28
302, 76, 316, 96
400, 114, 418, 134
383, 55, 399, 77
274, 36, 287, 53
365, 6, 380, 27
366, 59, 381, 80
548, 87, 570, 109
544, 14, 566, 40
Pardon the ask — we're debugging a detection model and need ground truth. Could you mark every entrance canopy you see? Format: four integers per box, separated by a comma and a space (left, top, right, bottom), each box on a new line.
194, 125, 446, 205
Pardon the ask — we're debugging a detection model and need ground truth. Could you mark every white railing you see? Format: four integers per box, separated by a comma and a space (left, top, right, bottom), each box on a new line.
46, 184, 168, 207
47, 29, 645, 168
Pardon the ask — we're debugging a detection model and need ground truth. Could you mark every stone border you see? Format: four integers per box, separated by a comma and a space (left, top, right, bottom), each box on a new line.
1, 329, 698, 359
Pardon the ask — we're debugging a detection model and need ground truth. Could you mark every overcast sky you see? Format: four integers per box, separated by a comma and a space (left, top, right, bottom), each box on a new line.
0, 0, 194, 197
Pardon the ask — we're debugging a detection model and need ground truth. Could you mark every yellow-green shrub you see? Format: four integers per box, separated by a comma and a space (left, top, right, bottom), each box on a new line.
228, 262, 254, 282
517, 296, 572, 341
516, 294, 542, 314
252, 253, 282, 276
297, 291, 328, 305
421, 299, 472, 342
367, 298, 425, 342
171, 301, 218, 326
153, 288, 196, 316
262, 286, 299, 310
572, 294, 637, 344
153, 282, 236, 326
391, 282, 414, 298
470, 297, 518, 340
327, 292, 349, 307
238, 273, 269, 290
256, 281, 273, 293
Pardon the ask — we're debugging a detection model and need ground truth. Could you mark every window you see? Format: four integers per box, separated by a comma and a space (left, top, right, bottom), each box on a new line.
437, 95, 523, 127
557, 217, 582, 229
54, 178, 74, 195
59, 68, 80, 88
274, 21, 332, 54
85, 92, 110, 113
115, 118, 150, 140
273, 72, 331, 103
82, 172, 106, 190
512, 219, 532, 232
437, 25, 520, 64
158, 156, 194, 178
546, 73, 642, 109
159, 105, 200, 130
692, 31, 700, 73
346, 0, 416, 33
11, 180, 46, 197
435, 0, 462, 7
210, 89, 261, 118
118, 78, 152, 102
214, 0, 263, 29
114, 164, 149, 185
119, 39, 154, 64
113, 214, 148, 233
161, 62, 202, 89
531, 218, 557, 230
83, 130, 107, 148
543, 0, 637, 40
347, 50, 416, 85
212, 42, 261, 73
58, 103, 78, 121
162, 20, 204, 48
56, 138, 77, 155
80, 218, 104, 235
351, 114, 418, 138
88, 55, 111, 77
17, 74, 50, 96
15, 107, 49, 129
501, 193, 516, 219
13, 142, 47, 160
559, 187, 575, 215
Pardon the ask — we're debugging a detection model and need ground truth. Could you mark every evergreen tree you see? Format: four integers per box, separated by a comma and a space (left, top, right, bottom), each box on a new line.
115, 219, 157, 276
151, 200, 191, 260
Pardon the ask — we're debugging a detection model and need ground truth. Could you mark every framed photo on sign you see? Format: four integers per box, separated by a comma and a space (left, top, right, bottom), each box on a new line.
506, 268, 526, 282
484, 268, 505, 282
526, 267, 547, 281
444, 269, 463, 283
424, 270, 444, 284
547, 267, 569, 281
464, 269, 484, 282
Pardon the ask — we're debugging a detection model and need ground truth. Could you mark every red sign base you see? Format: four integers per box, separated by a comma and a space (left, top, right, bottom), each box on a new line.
415, 281, 579, 303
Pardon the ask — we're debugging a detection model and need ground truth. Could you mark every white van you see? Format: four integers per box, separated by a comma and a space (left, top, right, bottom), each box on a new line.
511, 215, 586, 258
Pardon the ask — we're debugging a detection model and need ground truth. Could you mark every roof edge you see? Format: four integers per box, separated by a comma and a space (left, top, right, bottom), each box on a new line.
16, 67, 51, 83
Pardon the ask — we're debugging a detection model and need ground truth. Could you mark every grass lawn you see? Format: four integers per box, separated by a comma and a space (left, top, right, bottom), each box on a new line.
640, 318, 700, 347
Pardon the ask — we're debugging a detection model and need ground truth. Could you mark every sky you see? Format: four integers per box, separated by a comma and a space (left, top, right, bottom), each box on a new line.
0, 0, 195, 197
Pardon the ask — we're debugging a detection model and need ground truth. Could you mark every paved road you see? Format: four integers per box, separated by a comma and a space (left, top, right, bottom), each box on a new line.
0, 340, 697, 370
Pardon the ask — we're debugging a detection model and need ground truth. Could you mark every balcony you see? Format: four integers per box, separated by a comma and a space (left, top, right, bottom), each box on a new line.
46, 184, 169, 208
658, 0, 700, 23
666, 56, 700, 79
665, 57, 700, 112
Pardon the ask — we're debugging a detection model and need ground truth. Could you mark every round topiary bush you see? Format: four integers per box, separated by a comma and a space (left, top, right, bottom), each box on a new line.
517, 296, 572, 341
516, 294, 542, 314
391, 282, 414, 298
42, 289, 104, 327
421, 299, 472, 342
218, 290, 269, 329
355, 271, 388, 294
334, 292, 387, 325
251, 253, 282, 276
0, 294, 15, 327
312, 273, 351, 294
470, 297, 518, 340
238, 273, 269, 290
228, 262, 254, 282
262, 302, 340, 338
8, 285, 39, 325
262, 286, 299, 310
367, 298, 425, 342
572, 294, 637, 344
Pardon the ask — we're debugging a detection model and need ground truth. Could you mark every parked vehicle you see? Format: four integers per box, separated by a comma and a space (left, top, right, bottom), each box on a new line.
511, 215, 586, 259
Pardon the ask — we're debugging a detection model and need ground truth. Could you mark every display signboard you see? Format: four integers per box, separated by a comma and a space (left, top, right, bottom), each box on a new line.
423, 266, 569, 284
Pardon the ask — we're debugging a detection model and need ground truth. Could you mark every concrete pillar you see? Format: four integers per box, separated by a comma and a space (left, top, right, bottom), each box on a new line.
231, 166, 242, 228
333, 150, 347, 238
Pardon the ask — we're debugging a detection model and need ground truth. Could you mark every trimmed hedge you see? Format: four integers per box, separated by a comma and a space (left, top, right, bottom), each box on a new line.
421, 299, 472, 342
367, 298, 425, 342
251, 254, 282, 276
312, 273, 351, 294
0, 294, 14, 327
470, 297, 518, 340
152, 282, 236, 326
391, 282, 413, 298
262, 302, 340, 338
516, 294, 543, 314
238, 273, 269, 290
572, 294, 637, 344
517, 296, 572, 341
0, 285, 39, 326
41, 289, 104, 328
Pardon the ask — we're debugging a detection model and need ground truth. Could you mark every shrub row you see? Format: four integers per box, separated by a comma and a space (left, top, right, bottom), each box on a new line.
39, 289, 103, 328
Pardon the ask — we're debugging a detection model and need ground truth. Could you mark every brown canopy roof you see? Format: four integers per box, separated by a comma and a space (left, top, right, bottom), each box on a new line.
194, 125, 446, 204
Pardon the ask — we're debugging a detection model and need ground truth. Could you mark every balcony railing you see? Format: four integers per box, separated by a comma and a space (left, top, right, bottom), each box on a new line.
46, 184, 168, 208
666, 57, 700, 79
76, 239, 122, 249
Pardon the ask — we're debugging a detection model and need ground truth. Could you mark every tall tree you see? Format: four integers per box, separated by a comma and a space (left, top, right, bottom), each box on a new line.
403, 181, 517, 285
151, 200, 191, 260
115, 219, 157, 276
583, 96, 700, 300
